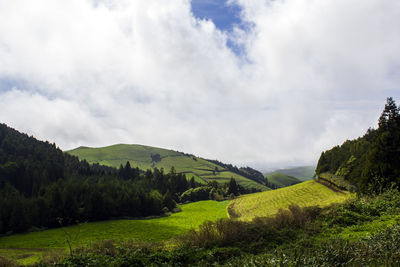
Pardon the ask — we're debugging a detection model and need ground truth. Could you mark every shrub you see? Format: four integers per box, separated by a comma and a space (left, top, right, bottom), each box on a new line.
0, 256, 17, 267
179, 205, 321, 250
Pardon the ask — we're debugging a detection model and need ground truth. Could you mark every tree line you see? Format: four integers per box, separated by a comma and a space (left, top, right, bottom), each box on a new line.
316, 97, 400, 194
0, 124, 192, 234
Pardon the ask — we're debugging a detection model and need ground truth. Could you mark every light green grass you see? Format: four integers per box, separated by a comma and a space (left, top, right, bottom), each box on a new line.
266, 172, 301, 188
0, 200, 229, 265
67, 144, 269, 191
229, 180, 353, 221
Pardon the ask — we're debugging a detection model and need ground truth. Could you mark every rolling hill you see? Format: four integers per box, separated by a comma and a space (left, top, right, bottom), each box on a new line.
266, 172, 301, 188
67, 144, 269, 191
228, 180, 352, 220
266, 166, 315, 181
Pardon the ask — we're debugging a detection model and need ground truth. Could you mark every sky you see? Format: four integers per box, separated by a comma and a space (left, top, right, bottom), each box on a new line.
0, 0, 400, 170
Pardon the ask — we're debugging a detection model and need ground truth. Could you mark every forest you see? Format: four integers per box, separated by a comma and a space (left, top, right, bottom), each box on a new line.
0, 124, 241, 235
316, 97, 400, 194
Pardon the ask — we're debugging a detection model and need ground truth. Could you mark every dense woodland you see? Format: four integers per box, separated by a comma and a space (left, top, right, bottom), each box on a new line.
0, 124, 243, 234
316, 97, 400, 194
0, 123, 246, 235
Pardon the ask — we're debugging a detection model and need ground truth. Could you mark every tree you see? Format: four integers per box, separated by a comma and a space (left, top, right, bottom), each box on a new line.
9, 198, 29, 232
162, 190, 176, 211
228, 178, 239, 196
189, 177, 196, 188
378, 97, 399, 131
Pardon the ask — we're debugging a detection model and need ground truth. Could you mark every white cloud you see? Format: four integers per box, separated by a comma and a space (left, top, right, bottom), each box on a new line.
0, 0, 399, 169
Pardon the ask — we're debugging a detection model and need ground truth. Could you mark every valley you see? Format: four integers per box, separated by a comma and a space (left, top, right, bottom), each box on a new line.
1, 98, 400, 266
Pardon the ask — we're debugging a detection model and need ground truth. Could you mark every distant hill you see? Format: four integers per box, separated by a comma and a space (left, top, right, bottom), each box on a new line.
228, 180, 352, 220
67, 144, 269, 191
266, 172, 301, 188
266, 166, 315, 181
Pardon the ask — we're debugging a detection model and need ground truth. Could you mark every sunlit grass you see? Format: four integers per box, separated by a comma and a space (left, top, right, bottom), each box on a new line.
229, 180, 353, 220
0, 200, 229, 265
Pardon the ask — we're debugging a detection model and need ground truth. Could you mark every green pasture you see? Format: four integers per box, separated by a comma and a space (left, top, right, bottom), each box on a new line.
229, 180, 353, 220
0, 200, 229, 265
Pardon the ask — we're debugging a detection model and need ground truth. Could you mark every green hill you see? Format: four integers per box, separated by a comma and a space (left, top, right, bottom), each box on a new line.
67, 144, 269, 191
228, 180, 352, 221
266, 172, 301, 188
266, 166, 315, 181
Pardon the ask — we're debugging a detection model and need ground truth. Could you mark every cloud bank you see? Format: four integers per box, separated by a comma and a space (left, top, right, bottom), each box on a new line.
0, 0, 399, 169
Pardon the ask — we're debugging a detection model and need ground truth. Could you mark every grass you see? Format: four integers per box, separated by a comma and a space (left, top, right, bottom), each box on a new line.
228, 180, 353, 220
67, 144, 269, 191
266, 172, 301, 188
0, 200, 229, 265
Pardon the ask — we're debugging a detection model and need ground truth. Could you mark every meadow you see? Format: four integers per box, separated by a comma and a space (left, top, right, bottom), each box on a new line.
0, 200, 229, 265
68, 144, 268, 190
228, 179, 353, 220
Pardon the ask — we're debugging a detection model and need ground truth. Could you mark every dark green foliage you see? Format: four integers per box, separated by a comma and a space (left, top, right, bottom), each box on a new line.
227, 178, 239, 195
316, 97, 400, 194
0, 123, 193, 234
179, 178, 247, 202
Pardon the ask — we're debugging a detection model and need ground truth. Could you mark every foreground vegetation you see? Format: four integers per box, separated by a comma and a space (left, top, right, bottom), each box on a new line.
228, 180, 352, 220
25, 189, 400, 266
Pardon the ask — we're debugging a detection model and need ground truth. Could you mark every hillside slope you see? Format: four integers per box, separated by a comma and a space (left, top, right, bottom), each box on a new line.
266, 172, 301, 188
266, 166, 315, 181
228, 180, 352, 220
67, 144, 269, 191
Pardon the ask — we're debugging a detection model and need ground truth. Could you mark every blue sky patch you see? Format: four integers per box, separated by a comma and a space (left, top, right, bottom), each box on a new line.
191, 0, 248, 56
191, 0, 243, 32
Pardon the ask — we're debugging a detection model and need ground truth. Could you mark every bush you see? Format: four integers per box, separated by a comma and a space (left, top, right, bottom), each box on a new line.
0, 256, 17, 267
226, 223, 400, 267
179, 205, 321, 250
322, 189, 400, 226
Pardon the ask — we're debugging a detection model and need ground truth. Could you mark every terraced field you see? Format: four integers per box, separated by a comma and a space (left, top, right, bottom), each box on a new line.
0, 200, 229, 265
67, 144, 268, 191
228, 180, 353, 220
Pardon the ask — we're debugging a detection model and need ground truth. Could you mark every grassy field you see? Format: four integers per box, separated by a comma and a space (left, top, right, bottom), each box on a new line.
67, 144, 269, 191
266, 172, 301, 188
0, 200, 229, 265
228, 180, 353, 220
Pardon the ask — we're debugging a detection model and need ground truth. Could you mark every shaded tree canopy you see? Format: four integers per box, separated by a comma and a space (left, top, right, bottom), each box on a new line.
0, 123, 190, 234
316, 97, 400, 194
